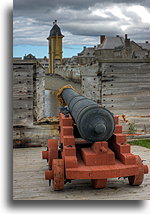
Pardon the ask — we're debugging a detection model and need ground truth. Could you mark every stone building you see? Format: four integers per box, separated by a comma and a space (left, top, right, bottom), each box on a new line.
61, 46, 96, 66
77, 46, 96, 65
55, 34, 149, 79
47, 20, 64, 74
61, 34, 149, 66
95, 34, 149, 61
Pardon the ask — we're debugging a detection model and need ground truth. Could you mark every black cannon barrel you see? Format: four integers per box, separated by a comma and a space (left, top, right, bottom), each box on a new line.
60, 87, 115, 142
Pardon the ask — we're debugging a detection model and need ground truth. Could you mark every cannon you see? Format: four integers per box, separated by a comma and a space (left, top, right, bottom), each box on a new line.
42, 85, 148, 190
57, 86, 115, 142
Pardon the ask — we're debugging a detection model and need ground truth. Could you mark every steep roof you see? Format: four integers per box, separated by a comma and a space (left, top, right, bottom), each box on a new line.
24, 53, 36, 59
97, 36, 124, 50
138, 43, 149, 51
49, 24, 64, 37
78, 47, 95, 57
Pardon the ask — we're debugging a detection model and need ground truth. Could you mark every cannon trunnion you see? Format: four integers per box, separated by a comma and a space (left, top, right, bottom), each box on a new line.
42, 85, 148, 190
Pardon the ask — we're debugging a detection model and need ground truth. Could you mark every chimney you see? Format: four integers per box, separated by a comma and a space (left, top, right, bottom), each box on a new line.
125, 34, 130, 47
100, 35, 105, 44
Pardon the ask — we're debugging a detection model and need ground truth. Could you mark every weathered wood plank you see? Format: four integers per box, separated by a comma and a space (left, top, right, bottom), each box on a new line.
102, 83, 149, 89
13, 118, 33, 126
13, 78, 33, 85
13, 124, 59, 139
109, 109, 149, 116
13, 129, 21, 139
13, 83, 33, 91
102, 95, 149, 103
105, 105, 149, 110
13, 107, 33, 114
102, 88, 149, 95
13, 108, 33, 126
102, 78, 149, 83
13, 63, 35, 69
105, 69, 149, 75
13, 71, 33, 78
13, 98, 33, 109
19, 128, 58, 139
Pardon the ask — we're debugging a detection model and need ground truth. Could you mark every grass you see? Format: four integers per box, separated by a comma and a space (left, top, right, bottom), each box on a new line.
128, 139, 150, 149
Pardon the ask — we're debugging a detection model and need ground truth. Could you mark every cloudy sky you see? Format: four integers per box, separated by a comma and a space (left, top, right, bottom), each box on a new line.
13, 0, 150, 58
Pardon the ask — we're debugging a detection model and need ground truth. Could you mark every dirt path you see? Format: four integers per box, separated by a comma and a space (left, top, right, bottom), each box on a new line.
13, 145, 149, 200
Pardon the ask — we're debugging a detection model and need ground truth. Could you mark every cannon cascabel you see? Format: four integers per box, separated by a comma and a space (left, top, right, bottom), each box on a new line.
60, 87, 115, 142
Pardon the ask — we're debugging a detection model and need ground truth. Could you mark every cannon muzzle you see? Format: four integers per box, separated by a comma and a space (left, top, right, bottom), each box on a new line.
57, 85, 115, 142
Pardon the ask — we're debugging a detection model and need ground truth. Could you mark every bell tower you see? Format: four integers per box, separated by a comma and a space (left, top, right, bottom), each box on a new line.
47, 20, 64, 74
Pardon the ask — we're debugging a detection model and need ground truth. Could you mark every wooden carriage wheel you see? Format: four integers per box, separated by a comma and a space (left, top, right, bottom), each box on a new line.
47, 140, 58, 167
51, 159, 64, 190
128, 156, 144, 186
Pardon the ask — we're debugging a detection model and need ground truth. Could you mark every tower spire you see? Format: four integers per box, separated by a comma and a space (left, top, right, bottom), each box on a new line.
47, 20, 64, 74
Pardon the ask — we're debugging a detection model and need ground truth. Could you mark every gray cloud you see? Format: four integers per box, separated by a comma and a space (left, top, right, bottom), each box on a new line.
13, 0, 150, 46
13, 0, 149, 12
